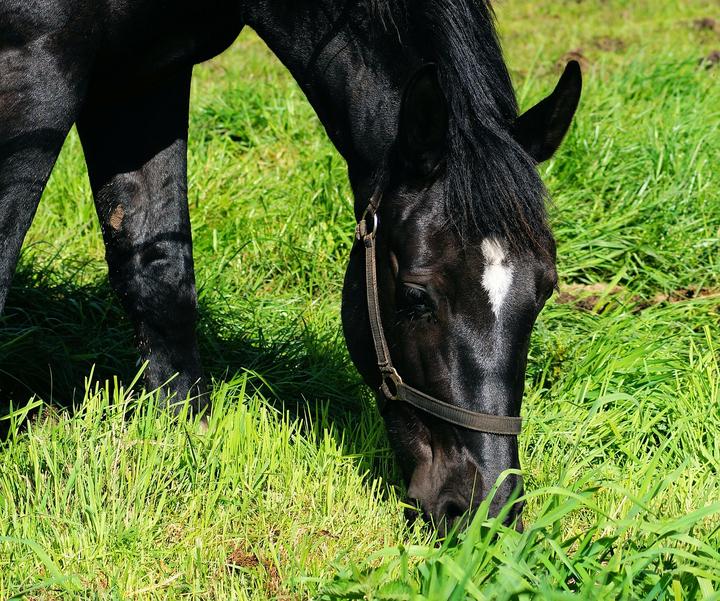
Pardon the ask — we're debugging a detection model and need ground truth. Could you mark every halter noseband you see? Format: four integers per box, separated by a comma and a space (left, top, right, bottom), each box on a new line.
355, 192, 523, 436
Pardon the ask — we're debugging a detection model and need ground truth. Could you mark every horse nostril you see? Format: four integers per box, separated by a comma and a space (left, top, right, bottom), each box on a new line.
436, 499, 470, 535
405, 497, 472, 532
444, 501, 465, 521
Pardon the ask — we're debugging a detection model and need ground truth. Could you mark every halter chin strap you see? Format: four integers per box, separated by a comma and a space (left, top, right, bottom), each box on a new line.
355, 193, 523, 436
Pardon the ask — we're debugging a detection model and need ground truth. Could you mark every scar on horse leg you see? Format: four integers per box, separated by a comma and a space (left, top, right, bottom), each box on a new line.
109, 205, 125, 231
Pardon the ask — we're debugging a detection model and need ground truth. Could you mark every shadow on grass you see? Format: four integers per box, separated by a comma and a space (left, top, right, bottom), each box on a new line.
0, 263, 396, 482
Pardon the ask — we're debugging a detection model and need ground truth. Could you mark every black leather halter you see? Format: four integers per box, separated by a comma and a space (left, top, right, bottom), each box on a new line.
355, 191, 523, 436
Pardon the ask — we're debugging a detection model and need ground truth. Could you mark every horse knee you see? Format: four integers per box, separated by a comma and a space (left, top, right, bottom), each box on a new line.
108, 240, 198, 334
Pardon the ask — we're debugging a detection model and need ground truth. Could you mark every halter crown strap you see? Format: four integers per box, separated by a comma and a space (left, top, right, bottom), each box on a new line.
356, 194, 522, 436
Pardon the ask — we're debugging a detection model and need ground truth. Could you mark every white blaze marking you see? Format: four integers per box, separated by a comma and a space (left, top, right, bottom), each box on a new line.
481, 238, 513, 317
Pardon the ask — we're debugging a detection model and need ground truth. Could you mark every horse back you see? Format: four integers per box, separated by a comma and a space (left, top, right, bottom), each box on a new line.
0, 0, 245, 98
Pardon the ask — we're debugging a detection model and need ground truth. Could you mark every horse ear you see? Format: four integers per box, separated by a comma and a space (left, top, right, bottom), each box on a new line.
513, 60, 582, 163
397, 64, 448, 175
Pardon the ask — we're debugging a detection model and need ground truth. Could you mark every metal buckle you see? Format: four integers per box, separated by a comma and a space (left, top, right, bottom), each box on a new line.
380, 366, 403, 401
356, 207, 378, 241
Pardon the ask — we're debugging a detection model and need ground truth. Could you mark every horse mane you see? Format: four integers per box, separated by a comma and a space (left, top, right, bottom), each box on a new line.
366, 0, 552, 254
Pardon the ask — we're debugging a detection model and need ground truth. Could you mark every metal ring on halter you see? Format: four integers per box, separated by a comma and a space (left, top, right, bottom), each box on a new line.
356, 207, 378, 240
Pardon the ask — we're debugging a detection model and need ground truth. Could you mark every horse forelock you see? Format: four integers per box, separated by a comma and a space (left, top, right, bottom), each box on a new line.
364, 0, 553, 255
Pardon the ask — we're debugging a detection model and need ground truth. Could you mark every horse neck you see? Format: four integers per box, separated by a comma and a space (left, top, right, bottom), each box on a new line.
244, 1, 414, 178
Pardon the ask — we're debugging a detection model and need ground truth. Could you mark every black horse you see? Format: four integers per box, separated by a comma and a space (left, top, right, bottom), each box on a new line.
0, 0, 580, 531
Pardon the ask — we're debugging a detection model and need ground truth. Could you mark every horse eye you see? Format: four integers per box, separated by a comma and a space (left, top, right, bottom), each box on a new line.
397, 284, 435, 320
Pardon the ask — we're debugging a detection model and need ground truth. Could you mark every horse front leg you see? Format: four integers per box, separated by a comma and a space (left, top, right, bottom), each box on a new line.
78, 68, 206, 412
0, 39, 87, 316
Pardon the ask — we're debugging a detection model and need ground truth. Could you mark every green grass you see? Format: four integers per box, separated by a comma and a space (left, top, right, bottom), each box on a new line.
1, 0, 719, 598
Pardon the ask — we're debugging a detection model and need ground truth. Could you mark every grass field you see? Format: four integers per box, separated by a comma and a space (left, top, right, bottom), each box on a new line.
1, 0, 719, 598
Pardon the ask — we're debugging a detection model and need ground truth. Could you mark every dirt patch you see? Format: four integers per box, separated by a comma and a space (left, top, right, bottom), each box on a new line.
632, 288, 719, 312
593, 36, 626, 52
557, 283, 719, 313
227, 548, 261, 569
692, 17, 719, 32
164, 523, 185, 544
226, 547, 283, 598
316, 529, 338, 539
700, 50, 720, 68
645, 287, 719, 305
556, 283, 622, 312
96, 571, 109, 590
557, 48, 589, 72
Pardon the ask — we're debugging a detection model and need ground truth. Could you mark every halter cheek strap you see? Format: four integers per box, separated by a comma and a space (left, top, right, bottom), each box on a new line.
355, 194, 523, 436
